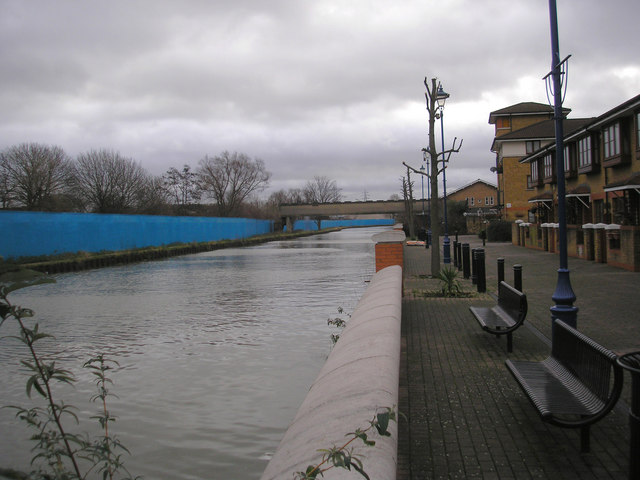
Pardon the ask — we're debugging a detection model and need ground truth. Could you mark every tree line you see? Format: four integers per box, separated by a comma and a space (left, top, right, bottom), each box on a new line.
0, 143, 342, 219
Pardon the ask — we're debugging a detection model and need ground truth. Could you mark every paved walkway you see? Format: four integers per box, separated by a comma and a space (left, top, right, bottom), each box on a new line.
397, 236, 640, 479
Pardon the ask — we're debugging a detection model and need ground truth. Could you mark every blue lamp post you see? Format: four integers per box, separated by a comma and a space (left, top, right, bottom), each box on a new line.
436, 83, 451, 264
422, 147, 431, 248
547, 0, 578, 329
420, 163, 426, 246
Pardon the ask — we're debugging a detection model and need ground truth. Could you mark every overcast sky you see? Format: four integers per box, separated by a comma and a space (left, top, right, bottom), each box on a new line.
1, 1, 639, 201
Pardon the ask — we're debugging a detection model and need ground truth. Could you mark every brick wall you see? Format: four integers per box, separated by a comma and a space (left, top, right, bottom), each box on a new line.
375, 242, 404, 272
502, 157, 532, 222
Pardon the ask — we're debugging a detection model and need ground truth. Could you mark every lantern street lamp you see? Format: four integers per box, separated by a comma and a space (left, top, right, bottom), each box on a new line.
436, 83, 451, 263
421, 147, 431, 248
420, 163, 427, 248
547, 0, 578, 329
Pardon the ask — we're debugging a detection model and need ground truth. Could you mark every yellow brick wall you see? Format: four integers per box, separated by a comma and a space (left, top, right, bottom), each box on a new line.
502, 157, 532, 221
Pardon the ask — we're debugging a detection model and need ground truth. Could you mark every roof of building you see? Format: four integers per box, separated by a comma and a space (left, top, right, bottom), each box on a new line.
447, 178, 497, 196
492, 117, 594, 153
528, 190, 554, 203
585, 93, 640, 130
488, 102, 570, 124
604, 172, 640, 192
517, 93, 640, 163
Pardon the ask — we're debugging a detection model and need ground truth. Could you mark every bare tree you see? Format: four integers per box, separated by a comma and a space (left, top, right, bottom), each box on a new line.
0, 143, 72, 210
163, 164, 201, 208
197, 151, 271, 217
302, 176, 342, 229
72, 149, 150, 213
138, 175, 170, 214
0, 158, 15, 208
403, 77, 462, 276
268, 188, 305, 206
402, 167, 415, 238
303, 175, 342, 203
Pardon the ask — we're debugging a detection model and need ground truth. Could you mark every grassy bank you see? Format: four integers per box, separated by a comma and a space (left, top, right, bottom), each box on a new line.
2, 229, 341, 275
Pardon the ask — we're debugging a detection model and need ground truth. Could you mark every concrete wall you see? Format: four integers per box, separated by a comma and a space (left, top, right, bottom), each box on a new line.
0, 210, 273, 259
261, 265, 402, 480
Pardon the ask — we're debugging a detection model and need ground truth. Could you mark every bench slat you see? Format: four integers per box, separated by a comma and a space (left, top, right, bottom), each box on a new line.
470, 305, 517, 330
506, 357, 605, 417
505, 320, 624, 453
469, 281, 526, 352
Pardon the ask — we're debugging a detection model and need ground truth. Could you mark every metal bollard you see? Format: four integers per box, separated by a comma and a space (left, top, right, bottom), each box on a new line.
476, 248, 486, 293
497, 258, 505, 287
471, 248, 478, 285
513, 264, 523, 292
457, 242, 463, 271
453, 240, 458, 268
462, 243, 470, 279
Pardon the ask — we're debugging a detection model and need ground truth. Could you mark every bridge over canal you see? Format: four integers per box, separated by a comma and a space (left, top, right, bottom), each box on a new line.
278, 199, 431, 230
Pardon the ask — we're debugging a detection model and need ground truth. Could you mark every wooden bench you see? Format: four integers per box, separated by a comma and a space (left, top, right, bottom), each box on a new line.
469, 281, 527, 352
506, 319, 624, 452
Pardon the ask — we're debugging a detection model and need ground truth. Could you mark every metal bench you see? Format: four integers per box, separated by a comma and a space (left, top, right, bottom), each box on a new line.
506, 319, 624, 453
469, 281, 527, 352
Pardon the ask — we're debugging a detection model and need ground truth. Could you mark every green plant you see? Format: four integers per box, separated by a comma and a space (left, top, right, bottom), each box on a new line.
294, 406, 399, 480
437, 267, 463, 296
327, 307, 349, 346
0, 268, 138, 480
82, 355, 135, 480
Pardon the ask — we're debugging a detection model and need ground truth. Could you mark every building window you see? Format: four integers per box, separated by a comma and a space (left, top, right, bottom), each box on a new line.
636, 112, 640, 152
564, 143, 576, 178
526, 140, 541, 154
497, 117, 511, 129
603, 123, 620, 158
578, 136, 592, 168
470, 197, 475, 206
531, 161, 539, 182
543, 153, 554, 181
489, 196, 494, 205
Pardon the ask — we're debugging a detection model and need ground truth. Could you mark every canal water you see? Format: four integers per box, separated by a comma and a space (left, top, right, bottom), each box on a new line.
0, 226, 387, 479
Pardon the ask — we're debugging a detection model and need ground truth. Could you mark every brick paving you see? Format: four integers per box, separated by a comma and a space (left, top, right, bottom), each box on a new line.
397, 236, 640, 479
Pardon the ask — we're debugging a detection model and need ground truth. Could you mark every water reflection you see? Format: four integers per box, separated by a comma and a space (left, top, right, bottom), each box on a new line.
0, 226, 386, 479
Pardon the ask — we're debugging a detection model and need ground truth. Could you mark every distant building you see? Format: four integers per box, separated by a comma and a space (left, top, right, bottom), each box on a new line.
447, 179, 498, 233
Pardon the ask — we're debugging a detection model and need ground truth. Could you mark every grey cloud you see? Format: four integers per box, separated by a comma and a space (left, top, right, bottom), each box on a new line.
0, 0, 638, 201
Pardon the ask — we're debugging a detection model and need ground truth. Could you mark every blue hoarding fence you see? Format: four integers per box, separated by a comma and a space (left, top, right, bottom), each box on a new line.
0, 211, 274, 260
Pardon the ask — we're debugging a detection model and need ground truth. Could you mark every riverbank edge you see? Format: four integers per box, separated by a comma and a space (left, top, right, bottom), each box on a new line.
261, 264, 402, 480
3, 228, 342, 275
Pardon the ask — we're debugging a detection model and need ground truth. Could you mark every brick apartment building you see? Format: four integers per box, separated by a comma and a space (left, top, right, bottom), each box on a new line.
490, 94, 640, 271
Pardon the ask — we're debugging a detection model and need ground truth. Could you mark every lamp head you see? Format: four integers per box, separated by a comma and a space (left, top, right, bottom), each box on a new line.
436, 83, 449, 109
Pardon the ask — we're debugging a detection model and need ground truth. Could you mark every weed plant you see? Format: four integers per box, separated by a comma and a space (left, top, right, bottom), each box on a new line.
0, 268, 138, 480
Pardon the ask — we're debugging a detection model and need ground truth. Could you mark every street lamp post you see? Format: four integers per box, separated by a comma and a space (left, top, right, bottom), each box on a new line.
546, 0, 577, 331
420, 164, 426, 247
422, 148, 431, 248
436, 83, 451, 264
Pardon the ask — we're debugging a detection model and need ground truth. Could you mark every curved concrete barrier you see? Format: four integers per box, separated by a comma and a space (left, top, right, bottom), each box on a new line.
261, 265, 402, 480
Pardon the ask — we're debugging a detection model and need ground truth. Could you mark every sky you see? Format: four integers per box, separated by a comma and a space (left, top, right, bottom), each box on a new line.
1, 1, 639, 202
